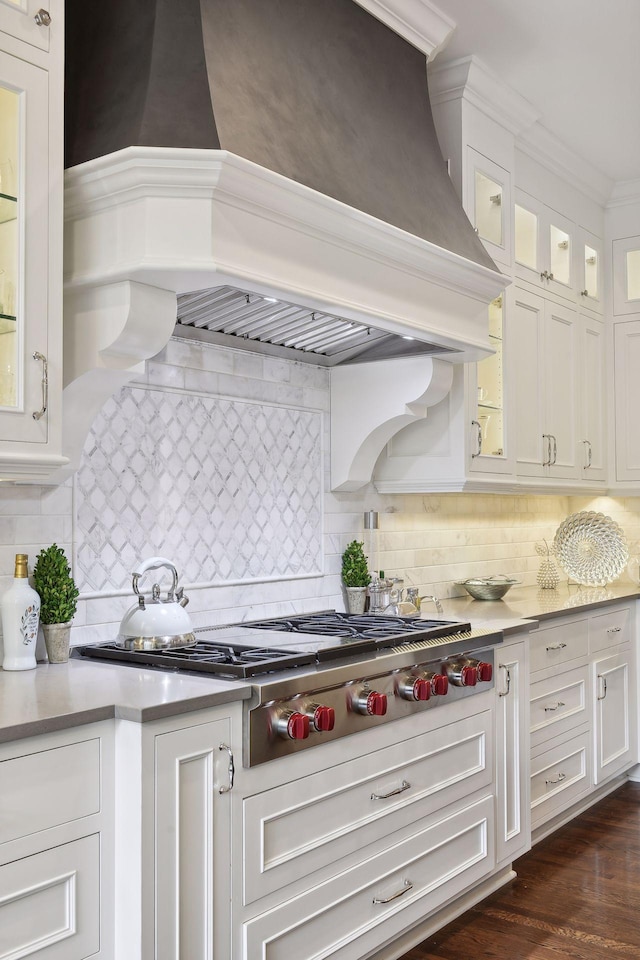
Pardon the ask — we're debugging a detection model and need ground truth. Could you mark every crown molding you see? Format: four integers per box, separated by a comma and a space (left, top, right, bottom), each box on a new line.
352, 0, 455, 59
516, 123, 613, 208
428, 55, 540, 136
607, 179, 640, 209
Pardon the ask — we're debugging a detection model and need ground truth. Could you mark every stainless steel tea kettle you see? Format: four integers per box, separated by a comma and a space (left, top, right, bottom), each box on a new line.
117, 557, 195, 650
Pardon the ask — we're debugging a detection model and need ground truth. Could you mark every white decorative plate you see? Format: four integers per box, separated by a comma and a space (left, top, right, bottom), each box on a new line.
553, 511, 628, 586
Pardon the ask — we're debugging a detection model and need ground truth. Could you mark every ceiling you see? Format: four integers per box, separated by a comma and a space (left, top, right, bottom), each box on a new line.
431, 0, 640, 189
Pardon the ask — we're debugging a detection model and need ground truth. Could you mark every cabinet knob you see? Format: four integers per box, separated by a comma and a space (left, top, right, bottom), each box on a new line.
34, 8, 51, 26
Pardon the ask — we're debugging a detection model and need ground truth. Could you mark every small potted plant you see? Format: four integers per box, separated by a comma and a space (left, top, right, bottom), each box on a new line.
341, 540, 370, 614
33, 544, 79, 663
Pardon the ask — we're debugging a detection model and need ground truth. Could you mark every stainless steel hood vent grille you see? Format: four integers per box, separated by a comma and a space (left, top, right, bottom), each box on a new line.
176, 286, 457, 366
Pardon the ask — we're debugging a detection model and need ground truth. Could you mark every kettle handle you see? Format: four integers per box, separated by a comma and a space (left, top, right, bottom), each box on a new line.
132, 557, 179, 600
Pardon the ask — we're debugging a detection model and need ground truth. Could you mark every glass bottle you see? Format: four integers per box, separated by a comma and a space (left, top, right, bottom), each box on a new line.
1, 553, 40, 670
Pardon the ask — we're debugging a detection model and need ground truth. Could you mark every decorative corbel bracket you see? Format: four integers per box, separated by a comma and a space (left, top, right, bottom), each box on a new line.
330, 356, 454, 491
58, 280, 177, 478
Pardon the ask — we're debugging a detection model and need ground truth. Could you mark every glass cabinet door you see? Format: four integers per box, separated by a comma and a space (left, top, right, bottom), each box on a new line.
0, 50, 49, 444
466, 148, 511, 267
0, 83, 19, 410
470, 292, 511, 475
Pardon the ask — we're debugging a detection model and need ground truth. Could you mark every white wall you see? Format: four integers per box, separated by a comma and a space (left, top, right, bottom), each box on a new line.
0, 337, 638, 648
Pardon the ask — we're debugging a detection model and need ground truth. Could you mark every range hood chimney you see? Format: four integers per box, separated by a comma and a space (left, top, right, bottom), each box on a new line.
61, 0, 506, 475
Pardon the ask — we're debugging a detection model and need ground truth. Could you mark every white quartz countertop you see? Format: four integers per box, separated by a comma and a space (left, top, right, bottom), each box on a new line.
2, 583, 639, 744
0, 658, 252, 744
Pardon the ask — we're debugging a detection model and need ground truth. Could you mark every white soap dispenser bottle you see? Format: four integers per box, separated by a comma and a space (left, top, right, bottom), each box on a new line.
1, 553, 40, 670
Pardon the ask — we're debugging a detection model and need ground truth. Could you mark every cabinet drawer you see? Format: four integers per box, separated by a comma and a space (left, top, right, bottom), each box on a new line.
0, 834, 100, 960
589, 606, 632, 654
529, 619, 588, 675
243, 796, 494, 960
0, 739, 101, 845
531, 732, 591, 829
530, 667, 589, 749
243, 711, 492, 905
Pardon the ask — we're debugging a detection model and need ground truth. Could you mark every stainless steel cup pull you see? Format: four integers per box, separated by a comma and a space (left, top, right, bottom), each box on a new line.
371, 780, 411, 801
32, 351, 48, 421
373, 879, 413, 904
544, 701, 565, 712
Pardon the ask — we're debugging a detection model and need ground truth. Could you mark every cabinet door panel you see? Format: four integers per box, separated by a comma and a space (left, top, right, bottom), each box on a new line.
579, 314, 606, 480
593, 654, 633, 784
614, 320, 640, 482
513, 288, 545, 477
496, 640, 530, 866
545, 301, 579, 478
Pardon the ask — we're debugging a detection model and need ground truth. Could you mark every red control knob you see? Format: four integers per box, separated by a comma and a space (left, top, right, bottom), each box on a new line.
313, 705, 336, 732
287, 712, 310, 739
397, 675, 430, 701
367, 691, 388, 716
476, 661, 493, 682
273, 709, 310, 740
430, 673, 449, 696
461, 664, 478, 686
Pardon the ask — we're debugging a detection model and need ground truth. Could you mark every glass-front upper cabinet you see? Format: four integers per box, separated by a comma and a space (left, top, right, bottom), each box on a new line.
613, 235, 640, 316
0, 50, 49, 444
466, 148, 511, 267
470, 291, 512, 476
514, 189, 575, 301
577, 227, 603, 314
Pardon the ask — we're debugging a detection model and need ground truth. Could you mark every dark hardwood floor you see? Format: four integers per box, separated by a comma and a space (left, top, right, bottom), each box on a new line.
404, 782, 640, 959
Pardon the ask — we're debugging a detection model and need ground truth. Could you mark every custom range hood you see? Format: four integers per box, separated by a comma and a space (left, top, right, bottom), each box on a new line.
62, 0, 506, 480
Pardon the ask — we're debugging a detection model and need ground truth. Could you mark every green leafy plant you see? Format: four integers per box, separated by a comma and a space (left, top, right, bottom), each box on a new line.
341, 540, 369, 588
33, 544, 79, 625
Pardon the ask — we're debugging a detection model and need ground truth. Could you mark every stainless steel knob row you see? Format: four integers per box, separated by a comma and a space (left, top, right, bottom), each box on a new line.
540, 270, 555, 282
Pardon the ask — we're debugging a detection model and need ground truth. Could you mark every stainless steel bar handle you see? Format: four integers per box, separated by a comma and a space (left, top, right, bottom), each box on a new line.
542, 433, 552, 466
546, 642, 567, 651
545, 772, 566, 786
218, 743, 235, 793
544, 701, 565, 712
32, 352, 48, 421
551, 434, 557, 465
471, 420, 482, 458
373, 880, 413, 905
371, 780, 411, 801
498, 664, 511, 697
582, 439, 592, 470
597, 676, 608, 701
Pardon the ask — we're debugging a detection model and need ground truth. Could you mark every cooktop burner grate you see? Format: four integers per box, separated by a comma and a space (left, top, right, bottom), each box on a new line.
75, 640, 316, 678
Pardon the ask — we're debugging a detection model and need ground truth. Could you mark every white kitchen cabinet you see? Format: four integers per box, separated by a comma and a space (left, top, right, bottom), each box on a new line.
529, 604, 638, 837
0, 1, 65, 479
593, 652, 633, 785
155, 716, 233, 960
0, 722, 114, 959
612, 235, 640, 316
576, 227, 603, 315
512, 287, 605, 486
0, 0, 55, 52
495, 637, 530, 867
514, 190, 576, 302
613, 319, 640, 484
466, 147, 511, 267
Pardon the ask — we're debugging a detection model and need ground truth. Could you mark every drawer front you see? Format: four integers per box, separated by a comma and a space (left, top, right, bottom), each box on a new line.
0, 739, 100, 846
589, 606, 632, 654
0, 834, 100, 960
530, 667, 589, 749
531, 732, 591, 828
243, 711, 492, 905
529, 619, 588, 675
243, 796, 494, 960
